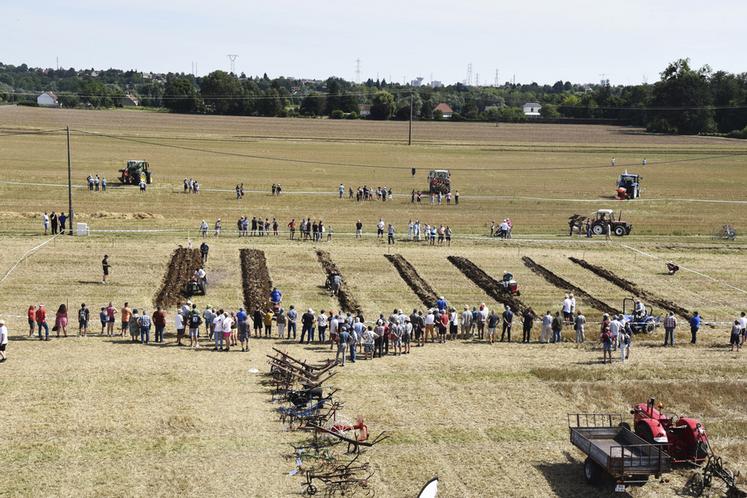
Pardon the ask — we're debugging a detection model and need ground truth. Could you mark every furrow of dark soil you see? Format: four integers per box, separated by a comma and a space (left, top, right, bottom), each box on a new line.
521, 256, 621, 316
447, 256, 526, 312
315, 250, 362, 314
240, 249, 272, 313
154, 248, 202, 308
568, 257, 691, 319
384, 254, 439, 308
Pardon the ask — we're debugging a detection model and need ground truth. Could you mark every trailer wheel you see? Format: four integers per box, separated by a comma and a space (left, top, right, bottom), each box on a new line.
583, 457, 603, 485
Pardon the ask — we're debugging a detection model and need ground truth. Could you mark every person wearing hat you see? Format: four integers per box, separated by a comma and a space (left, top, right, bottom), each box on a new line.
0, 319, 8, 361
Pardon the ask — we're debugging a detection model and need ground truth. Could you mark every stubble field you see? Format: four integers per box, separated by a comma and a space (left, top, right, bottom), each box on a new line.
0, 106, 745, 497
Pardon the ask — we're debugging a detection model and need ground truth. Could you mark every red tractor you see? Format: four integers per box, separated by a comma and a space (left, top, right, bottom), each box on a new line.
627, 398, 710, 464
499, 272, 520, 296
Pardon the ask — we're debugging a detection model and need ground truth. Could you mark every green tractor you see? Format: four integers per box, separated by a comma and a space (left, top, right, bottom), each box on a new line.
119, 160, 152, 185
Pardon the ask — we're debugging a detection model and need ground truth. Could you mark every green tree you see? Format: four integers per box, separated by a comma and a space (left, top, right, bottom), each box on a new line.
540, 103, 560, 118
648, 59, 715, 134
300, 92, 326, 116
163, 75, 201, 113
369, 91, 395, 120
200, 71, 244, 115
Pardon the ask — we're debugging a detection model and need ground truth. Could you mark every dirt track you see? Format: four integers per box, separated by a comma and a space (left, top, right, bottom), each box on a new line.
521, 256, 622, 316
384, 254, 439, 308
568, 257, 691, 319
315, 250, 362, 314
447, 256, 526, 312
240, 249, 272, 312
154, 248, 202, 308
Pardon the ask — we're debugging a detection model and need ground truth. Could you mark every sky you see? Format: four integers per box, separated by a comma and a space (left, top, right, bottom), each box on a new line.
1, 0, 745, 86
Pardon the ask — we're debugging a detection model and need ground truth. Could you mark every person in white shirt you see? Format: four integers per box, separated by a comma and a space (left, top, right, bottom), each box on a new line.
460, 305, 472, 338
608, 315, 622, 351
317, 312, 328, 344
175, 309, 185, 346
738, 312, 747, 346
377, 219, 385, 239
329, 315, 339, 350
562, 294, 573, 324
423, 309, 435, 345
0, 319, 8, 362
42, 212, 50, 235
541, 311, 553, 343
213, 311, 225, 351
221, 312, 233, 351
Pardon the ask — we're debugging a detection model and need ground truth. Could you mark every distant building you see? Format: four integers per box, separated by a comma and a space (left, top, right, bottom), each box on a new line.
358, 104, 371, 117
37, 91, 59, 107
430, 80, 443, 88
522, 102, 542, 116
434, 103, 453, 119
410, 77, 424, 87
120, 94, 139, 107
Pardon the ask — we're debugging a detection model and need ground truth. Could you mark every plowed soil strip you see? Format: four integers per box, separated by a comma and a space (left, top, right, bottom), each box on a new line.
447, 256, 526, 312
240, 249, 272, 312
154, 248, 202, 308
568, 257, 690, 319
521, 256, 621, 316
384, 254, 439, 308
315, 250, 362, 314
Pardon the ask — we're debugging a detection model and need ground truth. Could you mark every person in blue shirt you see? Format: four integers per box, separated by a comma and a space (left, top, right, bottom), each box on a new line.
436, 296, 447, 312
689, 311, 701, 344
236, 307, 249, 351
270, 288, 282, 305
335, 326, 350, 366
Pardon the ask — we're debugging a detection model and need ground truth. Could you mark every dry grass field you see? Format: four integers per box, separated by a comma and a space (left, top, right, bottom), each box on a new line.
0, 106, 745, 497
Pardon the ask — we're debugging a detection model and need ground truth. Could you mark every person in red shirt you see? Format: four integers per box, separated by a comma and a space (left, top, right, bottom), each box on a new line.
152, 307, 167, 343
438, 311, 449, 344
35, 304, 49, 340
27, 305, 36, 336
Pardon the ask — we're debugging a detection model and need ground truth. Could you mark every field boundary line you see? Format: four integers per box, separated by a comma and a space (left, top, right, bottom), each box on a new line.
620, 243, 747, 295
0, 235, 60, 286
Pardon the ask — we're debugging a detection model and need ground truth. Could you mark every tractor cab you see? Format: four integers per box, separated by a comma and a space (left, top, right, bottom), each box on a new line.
499, 272, 520, 295
616, 171, 641, 200
428, 169, 451, 194
622, 297, 660, 333
631, 398, 710, 463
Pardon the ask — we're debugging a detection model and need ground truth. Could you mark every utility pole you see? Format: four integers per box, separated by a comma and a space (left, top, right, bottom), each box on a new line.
355, 58, 361, 83
227, 54, 238, 74
408, 92, 414, 145
66, 126, 73, 235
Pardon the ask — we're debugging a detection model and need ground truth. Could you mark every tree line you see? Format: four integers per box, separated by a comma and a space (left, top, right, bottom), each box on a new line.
0, 59, 745, 137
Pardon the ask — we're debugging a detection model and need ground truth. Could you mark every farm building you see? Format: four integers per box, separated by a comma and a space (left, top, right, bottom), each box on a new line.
120, 94, 139, 106
434, 102, 453, 118
119, 95, 140, 107
523, 102, 542, 116
37, 91, 59, 107
358, 104, 371, 117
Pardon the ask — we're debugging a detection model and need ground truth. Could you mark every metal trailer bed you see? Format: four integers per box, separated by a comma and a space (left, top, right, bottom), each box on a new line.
569, 413, 671, 492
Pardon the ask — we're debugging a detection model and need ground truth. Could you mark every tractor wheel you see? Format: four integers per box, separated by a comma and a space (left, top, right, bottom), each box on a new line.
636, 422, 655, 445
619, 422, 632, 431
645, 322, 656, 334
592, 224, 605, 236
583, 457, 603, 485
614, 226, 626, 237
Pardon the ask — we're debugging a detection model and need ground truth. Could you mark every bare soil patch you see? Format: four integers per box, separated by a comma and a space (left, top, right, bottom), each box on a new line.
447, 256, 526, 312
153, 248, 202, 308
569, 257, 691, 319
384, 254, 439, 308
315, 250, 362, 314
240, 249, 272, 312
521, 256, 621, 316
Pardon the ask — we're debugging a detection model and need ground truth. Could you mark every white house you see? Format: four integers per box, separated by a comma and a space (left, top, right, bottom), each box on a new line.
358, 104, 371, 117
37, 91, 59, 107
120, 94, 140, 106
522, 102, 542, 116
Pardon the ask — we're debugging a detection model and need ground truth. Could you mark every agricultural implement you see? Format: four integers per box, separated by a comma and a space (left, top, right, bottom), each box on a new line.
428, 169, 451, 194
622, 298, 660, 334
569, 413, 671, 492
118, 160, 152, 185
309, 422, 390, 455
616, 171, 642, 200
303, 453, 374, 496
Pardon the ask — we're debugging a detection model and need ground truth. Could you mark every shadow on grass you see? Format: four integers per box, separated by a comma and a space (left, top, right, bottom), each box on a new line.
534, 454, 624, 498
